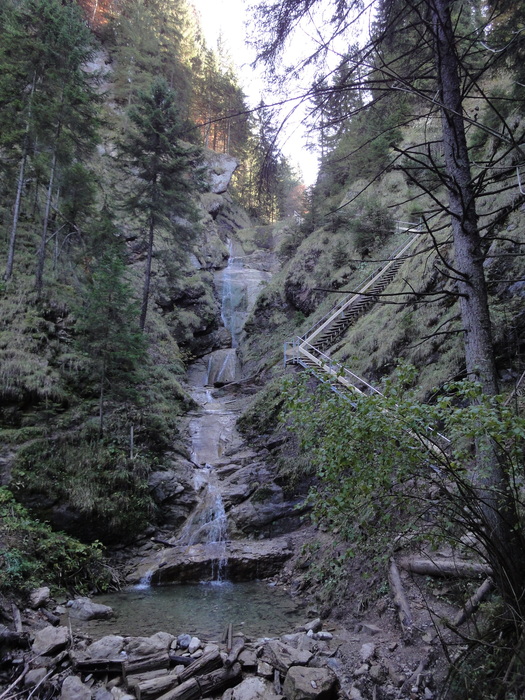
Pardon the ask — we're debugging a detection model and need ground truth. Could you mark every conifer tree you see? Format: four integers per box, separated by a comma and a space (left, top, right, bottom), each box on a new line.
119, 78, 201, 330
76, 239, 145, 436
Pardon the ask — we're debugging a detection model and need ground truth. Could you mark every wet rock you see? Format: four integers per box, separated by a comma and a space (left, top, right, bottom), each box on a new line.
130, 537, 293, 584
66, 598, 113, 621
222, 676, 283, 699
282, 666, 337, 699
29, 587, 51, 609
85, 635, 124, 659
148, 464, 198, 529
60, 676, 91, 700
32, 626, 69, 656
259, 640, 313, 674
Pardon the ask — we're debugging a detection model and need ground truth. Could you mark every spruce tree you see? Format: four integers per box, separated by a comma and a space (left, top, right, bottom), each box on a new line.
76, 239, 145, 436
119, 77, 201, 330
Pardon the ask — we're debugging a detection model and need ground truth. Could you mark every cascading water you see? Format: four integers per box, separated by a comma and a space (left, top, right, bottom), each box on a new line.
175, 467, 228, 582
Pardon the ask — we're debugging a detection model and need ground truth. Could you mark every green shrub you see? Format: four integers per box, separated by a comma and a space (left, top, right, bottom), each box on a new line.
0, 487, 109, 596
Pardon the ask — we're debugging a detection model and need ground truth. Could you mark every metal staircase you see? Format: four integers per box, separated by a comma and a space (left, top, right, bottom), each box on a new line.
284, 223, 422, 395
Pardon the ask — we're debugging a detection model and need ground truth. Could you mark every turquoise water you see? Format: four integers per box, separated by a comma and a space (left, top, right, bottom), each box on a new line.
69, 581, 304, 641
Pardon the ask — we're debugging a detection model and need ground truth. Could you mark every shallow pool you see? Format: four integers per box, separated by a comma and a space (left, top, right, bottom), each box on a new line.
68, 581, 305, 641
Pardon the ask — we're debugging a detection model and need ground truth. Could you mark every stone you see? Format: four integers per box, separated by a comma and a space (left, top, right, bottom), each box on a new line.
66, 598, 113, 621
315, 631, 333, 641
110, 689, 135, 700
204, 643, 220, 655
188, 636, 201, 654
60, 676, 91, 700
25, 668, 48, 688
259, 640, 313, 675
349, 688, 363, 700
360, 643, 375, 663
353, 664, 369, 677
369, 664, 385, 682
238, 648, 257, 668
177, 634, 192, 650
29, 587, 51, 609
361, 623, 382, 636
32, 626, 69, 656
304, 618, 322, 633
256, 661, 273, 678
222, 676, 284, 700
85, 635, 124, 659
94, 690, 113, 700
125, 632, 173, 658
283, 666, 337, 700
280, 633, 302, 648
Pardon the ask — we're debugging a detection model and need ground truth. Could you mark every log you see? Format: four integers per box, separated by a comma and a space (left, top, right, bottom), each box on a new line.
168, 654, 194, 667
75, 658, 126, 678
196, 662, 242, 696
453, 578, 494, 627
156, 663, 242, 700
0, 629, 29, 648
224, 638, 245, 668
12, 604, 23, 633
397, 556, 491, 579
226, 624, 233, 652
126, 652, 171, 674
156, 677, 200, 700
177, 649, 222, 683
388, 558, 412, 638
133, 673, 179, 699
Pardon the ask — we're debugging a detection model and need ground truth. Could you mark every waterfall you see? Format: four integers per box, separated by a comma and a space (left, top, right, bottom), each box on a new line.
177, 467, 228, 582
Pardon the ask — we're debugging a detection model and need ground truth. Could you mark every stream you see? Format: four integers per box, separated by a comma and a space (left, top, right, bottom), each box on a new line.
70, 238, 305, 641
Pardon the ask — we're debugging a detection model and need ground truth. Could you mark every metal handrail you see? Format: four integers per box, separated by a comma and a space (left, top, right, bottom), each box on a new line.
301, 229, 421, 346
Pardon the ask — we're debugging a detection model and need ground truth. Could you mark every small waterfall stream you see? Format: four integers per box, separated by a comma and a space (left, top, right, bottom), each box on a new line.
182, 238, 271, 581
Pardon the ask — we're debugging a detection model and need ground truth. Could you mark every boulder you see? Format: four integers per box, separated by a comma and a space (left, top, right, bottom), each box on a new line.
222, 676, 284, 700
282, 666, 337, 700
85, 635, 124, 659
32, 626, 69, 656
259, 640, 313, 674
66, 597, 113, 621
203, 151, 238, 194
125, 632, 174, 658
60, 676, 91, 700
29, 587, 51, 609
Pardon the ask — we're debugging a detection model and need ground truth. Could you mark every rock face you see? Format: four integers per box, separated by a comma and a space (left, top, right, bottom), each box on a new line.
29, 586, 51, 609
203, 151, 238, 194
129, 536, 293, 585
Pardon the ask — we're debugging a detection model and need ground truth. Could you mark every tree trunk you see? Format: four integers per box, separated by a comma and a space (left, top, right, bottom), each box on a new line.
140, 209, 155, 331
35, 146, 58, 297
4, 72, 36, 282
431, 0, 525, 609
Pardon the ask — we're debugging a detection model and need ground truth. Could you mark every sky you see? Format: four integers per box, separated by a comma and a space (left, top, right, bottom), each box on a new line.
190, 0, 321, 185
